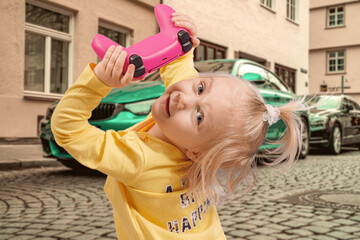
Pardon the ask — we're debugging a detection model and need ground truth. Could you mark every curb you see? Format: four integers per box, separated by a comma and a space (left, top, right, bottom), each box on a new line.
0, 158, 63, 171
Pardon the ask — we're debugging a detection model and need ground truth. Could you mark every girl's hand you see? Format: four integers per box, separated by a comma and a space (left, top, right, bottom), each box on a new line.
172, 12, 200, 48
93, 45, 139, 88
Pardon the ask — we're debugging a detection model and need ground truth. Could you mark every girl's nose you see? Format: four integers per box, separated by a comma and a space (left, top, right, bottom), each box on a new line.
176, 92, 185, 110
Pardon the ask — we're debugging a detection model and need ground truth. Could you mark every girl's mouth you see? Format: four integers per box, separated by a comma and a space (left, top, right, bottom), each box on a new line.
165, 95, 170, 117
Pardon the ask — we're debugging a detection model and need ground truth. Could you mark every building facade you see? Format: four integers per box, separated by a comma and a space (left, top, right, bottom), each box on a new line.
309, 0, 360, 100
0, 0, 309, 140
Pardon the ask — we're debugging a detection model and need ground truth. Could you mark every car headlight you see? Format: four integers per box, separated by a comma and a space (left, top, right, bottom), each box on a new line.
124, 99, 157, 115
311, 118, 327, 128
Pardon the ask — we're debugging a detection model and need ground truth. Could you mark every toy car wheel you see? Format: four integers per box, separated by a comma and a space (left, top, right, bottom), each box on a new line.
329, 124, 341, 155
299, 119, 309, 159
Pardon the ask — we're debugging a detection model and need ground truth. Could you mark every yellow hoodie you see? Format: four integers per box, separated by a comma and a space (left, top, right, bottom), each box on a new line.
51, 50, 226, 240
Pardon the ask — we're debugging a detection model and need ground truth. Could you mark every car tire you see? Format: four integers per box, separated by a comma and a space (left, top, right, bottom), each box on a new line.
329, 124, 342, 155
299, 119, 309, 159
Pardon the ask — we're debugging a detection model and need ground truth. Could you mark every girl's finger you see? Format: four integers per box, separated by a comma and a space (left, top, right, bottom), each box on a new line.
173, 21, 197, 37
172, 15, 193, 23
102, 45, 116, 66
120, 64, 135, 86
191, 36, 200, 48
112, 50, 127, 80
106, 46, 122, 72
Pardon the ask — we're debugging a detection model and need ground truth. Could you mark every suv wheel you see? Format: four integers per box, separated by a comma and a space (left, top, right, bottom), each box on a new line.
329, 124, 341, 155
299, 119, 309, 159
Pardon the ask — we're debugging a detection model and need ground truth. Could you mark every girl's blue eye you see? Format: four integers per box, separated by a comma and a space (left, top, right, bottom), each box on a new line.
197, 83, 204, 95
196, 111, 203, 124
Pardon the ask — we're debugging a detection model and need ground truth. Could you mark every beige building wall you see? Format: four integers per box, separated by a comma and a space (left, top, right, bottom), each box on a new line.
309, 0, 360, 100
164, 0, 309, 95
0, 0, 160, 139
0, 0, 309, 139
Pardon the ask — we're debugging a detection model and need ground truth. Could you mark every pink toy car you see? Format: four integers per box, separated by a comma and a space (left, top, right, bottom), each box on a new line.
91, 4, 193, 78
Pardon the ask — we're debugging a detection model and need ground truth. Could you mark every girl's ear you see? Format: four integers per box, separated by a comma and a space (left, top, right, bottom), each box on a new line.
185, 150, 199, 161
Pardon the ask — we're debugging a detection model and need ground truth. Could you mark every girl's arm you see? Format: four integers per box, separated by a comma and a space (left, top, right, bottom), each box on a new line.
160, 12, 200, 88
51, 47, 145, 184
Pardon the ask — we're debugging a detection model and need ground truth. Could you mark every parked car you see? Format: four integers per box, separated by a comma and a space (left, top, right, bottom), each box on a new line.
39, 77, 165, 169
39, 59, 310, 169
307, 94, 360, 154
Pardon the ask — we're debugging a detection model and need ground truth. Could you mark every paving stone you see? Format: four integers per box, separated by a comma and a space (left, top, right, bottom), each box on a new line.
304, 225, 331, 234
37, 230, 63, 237
293, 211, 315, 218
221, 220, 236, 227
312, 220, 340, 228
349, 215, 360, 222
0, 227, 21, 234
265, 223, 289, 231
68, 233, 100, 240
55, 231, 82, 239
285, 229, 313, 236
15, 228, 43, 235
234, 223, 257, 230
252, 227, 280, 235
314, 215, 334, 221
227, 229, 254, 238
312, 236, 337, 240
248, 234, 277, 240
246, 220, 269, 226
281, 220, 308, 227
327, 231, 354, 239
333, 219, 357, 225
8, 235, 35, 240
273, 233, 297, 239
334, 225, 360, 233
268, 217, 288, 223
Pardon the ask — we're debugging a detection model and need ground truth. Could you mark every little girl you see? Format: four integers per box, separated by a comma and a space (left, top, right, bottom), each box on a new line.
51, 11, 306, 240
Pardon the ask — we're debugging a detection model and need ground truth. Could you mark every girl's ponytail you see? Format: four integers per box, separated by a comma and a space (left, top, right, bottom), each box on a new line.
261, 97, 307, 172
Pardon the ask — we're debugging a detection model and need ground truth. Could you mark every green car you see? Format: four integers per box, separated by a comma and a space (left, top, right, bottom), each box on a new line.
40, 59, 310, 169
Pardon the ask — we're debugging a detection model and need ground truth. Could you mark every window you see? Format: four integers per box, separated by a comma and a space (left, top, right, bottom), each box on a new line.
328, 6, 344, 27
327, 50, 345, 73
260, 0, 275, 10
98, 23, 130, 47
194, 40, 226, 61
286, 0, 297, 22
275, 64, 296, 93
266, 71, 290, 93
25, 2, 73, 98
97, 22, 131, 62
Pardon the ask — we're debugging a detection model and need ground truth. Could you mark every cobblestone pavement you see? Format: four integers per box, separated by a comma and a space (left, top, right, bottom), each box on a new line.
0, 149, 359, 240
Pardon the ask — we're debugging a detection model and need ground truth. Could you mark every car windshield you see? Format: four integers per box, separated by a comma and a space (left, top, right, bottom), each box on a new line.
307, 96, 341, 109
194, 61, 235, 73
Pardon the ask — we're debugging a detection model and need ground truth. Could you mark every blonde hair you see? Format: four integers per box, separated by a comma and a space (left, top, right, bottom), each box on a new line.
184, 74, 306, 202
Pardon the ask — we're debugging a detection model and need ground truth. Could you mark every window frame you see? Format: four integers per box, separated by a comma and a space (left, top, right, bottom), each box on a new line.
194, 40, 227, 61
286, 0, 298, 23
327, 50, 346, 74
275, 64, 296, 93
327, 5, 345, 28
260, 0, 276, 12
24, 0, 74, 100
98, 21, 131, 48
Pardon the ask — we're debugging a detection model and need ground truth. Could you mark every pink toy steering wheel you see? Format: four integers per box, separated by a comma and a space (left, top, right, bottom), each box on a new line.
91, 4, 193, 78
